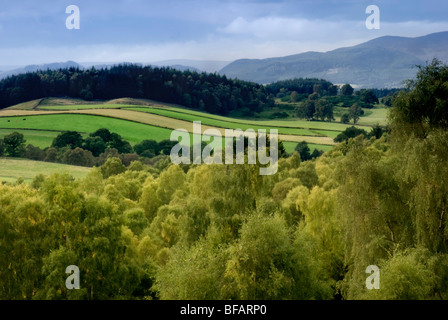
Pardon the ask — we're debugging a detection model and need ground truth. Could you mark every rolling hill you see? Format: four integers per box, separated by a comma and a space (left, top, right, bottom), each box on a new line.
219, 31, 448, 88
0, 97, 389, 156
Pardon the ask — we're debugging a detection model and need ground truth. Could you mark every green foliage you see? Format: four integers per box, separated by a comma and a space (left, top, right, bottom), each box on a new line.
349, 103, 363, 124
25, 144, 45, 161
334, 126, 368, 143
134, 139, 159, 157
398, 129, 448, 252
108, 133, 133, 154
100, 157, 126, 179
0, 64, 274, 116
155, 140, 177, 156
315, 99, 334, 121
357, 89, 378, 107
266, 78, 337, 97
3, 132, 26, 157
294, 141, 311, 161
362, 248, 439, 300
52, 131, 83, 150
83, 136, 106, 157
223, 213, 332, 300
154, 227, 229, 300
272, 178, 301, 201
390, 59, 448, 134
61, 147, 95, 167
341, 84, 354, 96
340, 113, 350, 124
90, 128, 112, 142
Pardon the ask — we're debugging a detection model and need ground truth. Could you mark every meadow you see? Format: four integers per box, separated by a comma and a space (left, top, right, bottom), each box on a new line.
0, 158, 91, 183
0, 97, 387, 157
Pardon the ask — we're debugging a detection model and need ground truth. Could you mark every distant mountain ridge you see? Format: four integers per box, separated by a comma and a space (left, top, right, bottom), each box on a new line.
219, 31, 448, 88
150, 60, 230, 73
0, 61, 82, 79
0, 60, 230, 80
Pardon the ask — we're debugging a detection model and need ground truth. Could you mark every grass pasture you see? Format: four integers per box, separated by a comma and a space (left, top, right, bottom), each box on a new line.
0, 158, 91, 184
0, 97, 389, 156
0, 128, 61, 148
123, 104, 368, 131
0, 114, 173, 145
124, 107, 318, 136
36, 99, 358, 132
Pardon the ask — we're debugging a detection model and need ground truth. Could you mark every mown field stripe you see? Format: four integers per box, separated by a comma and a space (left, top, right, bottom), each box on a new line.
124, 107, 323, 136
0, 113, 173, 145
38, 105, 325, 136
37, 101, 364, 131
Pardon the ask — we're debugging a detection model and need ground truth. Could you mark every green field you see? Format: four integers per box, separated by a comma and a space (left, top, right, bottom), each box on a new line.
0, 158, 91, 183
37, 103, 362, 135
0, 114, 173, 145
0, 98, 388, 157
0, 129, 62, 148
124, 107, 320, 136
358, 107, 389, 126
123, 105, 373, 131
0, 98, 386, 188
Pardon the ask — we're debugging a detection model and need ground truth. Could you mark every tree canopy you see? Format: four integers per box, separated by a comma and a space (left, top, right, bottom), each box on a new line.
0, 65, 274, 116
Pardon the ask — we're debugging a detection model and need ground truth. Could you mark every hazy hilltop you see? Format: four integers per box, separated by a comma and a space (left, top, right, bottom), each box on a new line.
0, 60, 230, 80
219, 32, 448, 88
0, 61, 82, 80
150, 60, 231, 73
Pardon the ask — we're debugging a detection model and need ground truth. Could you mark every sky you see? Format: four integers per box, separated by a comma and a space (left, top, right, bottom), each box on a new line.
0, 0, 448, 68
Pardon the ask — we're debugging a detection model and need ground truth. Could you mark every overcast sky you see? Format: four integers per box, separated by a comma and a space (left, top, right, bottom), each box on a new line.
1, 0, 447, 67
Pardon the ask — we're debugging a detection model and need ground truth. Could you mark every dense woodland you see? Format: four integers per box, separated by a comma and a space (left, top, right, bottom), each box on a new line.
0, 65, 275, 116
0, 60, 447, 300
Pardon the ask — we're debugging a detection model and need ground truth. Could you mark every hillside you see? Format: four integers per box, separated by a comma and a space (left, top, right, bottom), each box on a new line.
219, 31, 448, 88
0, 158, 90, 183
0, 96, 389, 162
1, 97, 358, 152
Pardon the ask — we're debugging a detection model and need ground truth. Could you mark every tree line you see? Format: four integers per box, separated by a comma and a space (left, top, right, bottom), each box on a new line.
0, 65, 275, 116
0, 127, 293, 169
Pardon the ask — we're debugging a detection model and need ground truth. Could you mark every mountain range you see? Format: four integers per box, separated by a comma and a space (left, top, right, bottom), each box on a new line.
219, 31, 448, 88
0, 60, 228, 80
1, 32, 447, 88
0, 61, 82, 80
